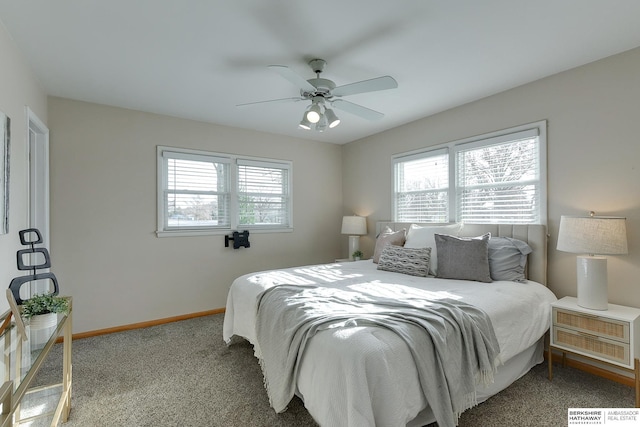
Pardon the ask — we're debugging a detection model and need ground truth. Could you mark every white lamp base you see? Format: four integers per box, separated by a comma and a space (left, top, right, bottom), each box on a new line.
348, 236, 360, 260
576, 255, 608, 311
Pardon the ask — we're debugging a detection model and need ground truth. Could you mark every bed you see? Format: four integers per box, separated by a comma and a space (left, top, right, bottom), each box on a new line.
223, 222, 557, 427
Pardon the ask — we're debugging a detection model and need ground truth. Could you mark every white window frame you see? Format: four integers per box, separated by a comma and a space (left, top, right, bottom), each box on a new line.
392, 120, 547, 225
393, 148, 450, 223
157, 146, 293, 237
236, 158, 292, 231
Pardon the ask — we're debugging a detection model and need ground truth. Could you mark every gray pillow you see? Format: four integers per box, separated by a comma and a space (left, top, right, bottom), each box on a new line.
377, 245, 431, 277
488, 237, 532, 282
435, 233, 492, 283
372, 227, 406, 263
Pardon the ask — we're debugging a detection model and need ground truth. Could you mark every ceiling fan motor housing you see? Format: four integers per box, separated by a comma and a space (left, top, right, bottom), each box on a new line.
302, 78, 335, 98
301, 59, 334, 98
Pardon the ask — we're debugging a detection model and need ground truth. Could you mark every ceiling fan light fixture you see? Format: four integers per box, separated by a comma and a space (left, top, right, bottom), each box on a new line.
315, 114, 328, 132
298, 113, 312, 130
324, 108, 340, 128
306, 102, 322, 123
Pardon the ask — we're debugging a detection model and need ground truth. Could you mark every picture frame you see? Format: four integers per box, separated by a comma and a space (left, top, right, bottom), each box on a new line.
6, 289, 27, 341
0, 112, 9, 234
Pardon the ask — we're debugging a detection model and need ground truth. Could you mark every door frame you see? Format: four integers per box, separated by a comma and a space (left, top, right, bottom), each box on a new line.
26, 107, 50, 296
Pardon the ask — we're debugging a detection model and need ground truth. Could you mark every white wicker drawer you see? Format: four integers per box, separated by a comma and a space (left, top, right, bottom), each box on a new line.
549, 296, 640, 407
553, 325, 630, 366
553, 307, 630, 343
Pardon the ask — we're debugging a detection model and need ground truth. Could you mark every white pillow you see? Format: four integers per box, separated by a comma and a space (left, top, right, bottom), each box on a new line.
404, 223, 463, 275
372, 227, 406, 263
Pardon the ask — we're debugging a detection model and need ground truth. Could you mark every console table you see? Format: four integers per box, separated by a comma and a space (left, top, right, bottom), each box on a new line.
0, 297, 72, 426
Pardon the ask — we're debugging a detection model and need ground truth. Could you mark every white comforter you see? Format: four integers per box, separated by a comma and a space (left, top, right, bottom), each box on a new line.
223, 260, 557, 427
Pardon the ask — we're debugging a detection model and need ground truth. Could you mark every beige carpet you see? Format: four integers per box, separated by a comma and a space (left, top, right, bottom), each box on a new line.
34, 314, 634, 426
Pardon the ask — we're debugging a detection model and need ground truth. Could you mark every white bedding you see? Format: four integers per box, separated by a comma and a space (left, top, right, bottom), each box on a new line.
223, 260, 557, 426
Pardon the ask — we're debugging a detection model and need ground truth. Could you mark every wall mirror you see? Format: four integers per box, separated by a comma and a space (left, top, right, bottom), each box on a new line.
0, 111, 10, 234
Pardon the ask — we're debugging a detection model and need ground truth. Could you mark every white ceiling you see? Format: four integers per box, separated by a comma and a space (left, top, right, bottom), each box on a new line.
2, 1, 640, 145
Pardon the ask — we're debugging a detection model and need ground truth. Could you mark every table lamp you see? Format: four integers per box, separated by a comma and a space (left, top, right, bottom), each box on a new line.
341, 216, 367, 260
556, 212, 628, 310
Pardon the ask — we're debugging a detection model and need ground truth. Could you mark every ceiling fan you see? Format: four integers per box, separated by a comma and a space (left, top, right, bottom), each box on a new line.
237, 59, 398, 132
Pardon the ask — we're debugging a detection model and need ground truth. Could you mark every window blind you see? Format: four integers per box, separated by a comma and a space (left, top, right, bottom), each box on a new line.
456, 136, 540, 224
237, 160, 291, 228
393, 149, 449, 222
164, 155, 230, 229
157, 147, 294, 235
391, 121, 546, 225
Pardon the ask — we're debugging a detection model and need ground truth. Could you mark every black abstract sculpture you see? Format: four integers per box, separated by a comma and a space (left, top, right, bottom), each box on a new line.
8, 228, 59, 304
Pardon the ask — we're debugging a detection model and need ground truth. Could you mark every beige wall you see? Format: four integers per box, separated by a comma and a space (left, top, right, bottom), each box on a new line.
343, 46, 640, 309
48, 98, 343, 333
0, 24, 48, 313
6, 15, 640, 331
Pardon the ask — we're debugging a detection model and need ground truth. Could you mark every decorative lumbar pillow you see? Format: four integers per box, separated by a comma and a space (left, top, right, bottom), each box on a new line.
377, 245, 431, 277
488, 237, 532, 282
404, 223, 463, 275
373, 227, 406, 263
435, 233, 492, 282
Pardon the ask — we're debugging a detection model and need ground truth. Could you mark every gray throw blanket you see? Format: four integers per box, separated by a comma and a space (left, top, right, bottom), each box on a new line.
255, 284, 500, 427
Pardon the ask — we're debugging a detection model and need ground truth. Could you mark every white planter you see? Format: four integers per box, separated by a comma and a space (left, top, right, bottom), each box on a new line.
28, 312, 58, 329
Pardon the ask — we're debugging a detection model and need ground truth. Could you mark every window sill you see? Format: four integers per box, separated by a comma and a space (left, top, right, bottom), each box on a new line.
155, 227, 293, 238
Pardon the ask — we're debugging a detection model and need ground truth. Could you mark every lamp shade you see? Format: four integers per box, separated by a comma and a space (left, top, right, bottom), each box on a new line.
298, 113, 312, 130
306, 103, 322, 123
324, 108, 341, 128
341, 216, 367, 236
557, 215, 628, 255
315, 114, 328, 132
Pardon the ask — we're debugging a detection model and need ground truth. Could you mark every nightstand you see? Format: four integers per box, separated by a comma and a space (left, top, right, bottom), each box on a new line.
548, 296, 640, 407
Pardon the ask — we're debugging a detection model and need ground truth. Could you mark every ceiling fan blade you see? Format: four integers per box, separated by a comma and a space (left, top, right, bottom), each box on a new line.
331, 99, 384, 121
268, 65, 317, 93
332, 76, 398, 97
236, 97, 304, 107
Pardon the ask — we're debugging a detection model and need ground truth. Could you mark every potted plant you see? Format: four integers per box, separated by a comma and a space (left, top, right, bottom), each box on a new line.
352, 250, 363, 261
21, 293, 69, 329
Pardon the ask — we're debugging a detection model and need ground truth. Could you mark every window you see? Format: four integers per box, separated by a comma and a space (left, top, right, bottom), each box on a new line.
163, 151, 231, 230
157, 147, 292, 236
394, 149, 449, 222
392, 121, 547, 224
456, 131, 540, 223
237, 159, 291, 227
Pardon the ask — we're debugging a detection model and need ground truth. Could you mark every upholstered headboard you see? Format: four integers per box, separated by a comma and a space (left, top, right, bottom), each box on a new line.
376, 222, 548, 286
